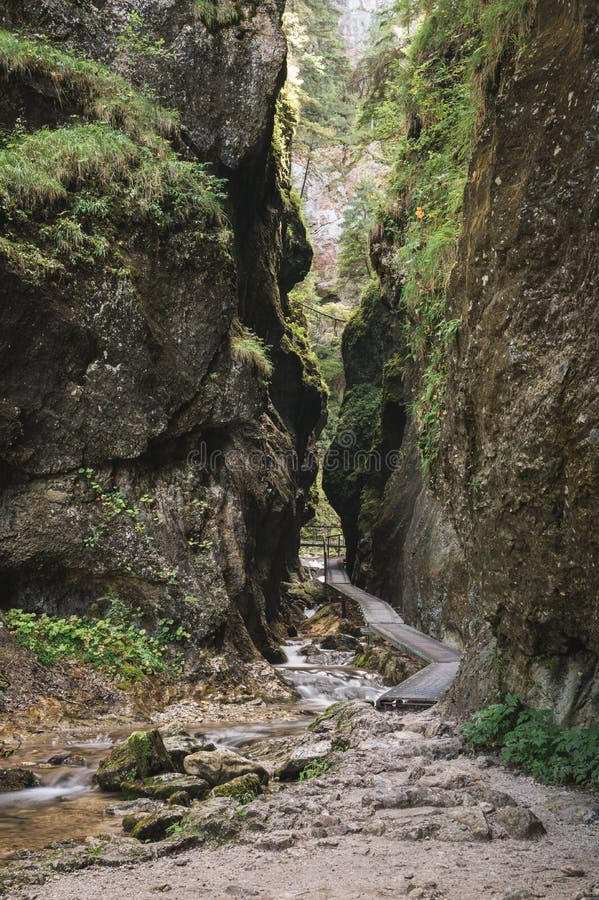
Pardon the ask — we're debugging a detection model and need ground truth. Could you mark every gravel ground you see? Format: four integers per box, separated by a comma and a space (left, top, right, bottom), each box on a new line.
9, 706, 598, 900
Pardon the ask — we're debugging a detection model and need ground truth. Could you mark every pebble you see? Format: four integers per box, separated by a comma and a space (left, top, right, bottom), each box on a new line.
561, 866, 586, 877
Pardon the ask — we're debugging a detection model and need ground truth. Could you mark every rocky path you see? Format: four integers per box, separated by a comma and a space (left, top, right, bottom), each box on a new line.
10, 704, 598, 900
327, 560, 460, 705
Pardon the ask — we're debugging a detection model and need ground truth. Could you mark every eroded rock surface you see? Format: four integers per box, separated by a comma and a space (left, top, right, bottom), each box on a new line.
3, 705, 597, 898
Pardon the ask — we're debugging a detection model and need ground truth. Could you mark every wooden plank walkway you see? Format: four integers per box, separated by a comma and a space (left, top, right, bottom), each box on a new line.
327, 558, 460, 708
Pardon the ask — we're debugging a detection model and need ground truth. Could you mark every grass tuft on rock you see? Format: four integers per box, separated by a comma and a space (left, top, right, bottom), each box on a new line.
0, 31, 228, 280
231, 325, 274, 378
0, 29, 178, 141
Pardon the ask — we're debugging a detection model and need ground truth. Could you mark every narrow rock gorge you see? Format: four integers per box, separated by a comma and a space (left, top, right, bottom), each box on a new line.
0, 0, 597, 896
324, 0, 598, 726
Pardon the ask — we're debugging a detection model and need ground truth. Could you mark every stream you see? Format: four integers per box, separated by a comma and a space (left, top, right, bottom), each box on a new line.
0, 639, 382, 861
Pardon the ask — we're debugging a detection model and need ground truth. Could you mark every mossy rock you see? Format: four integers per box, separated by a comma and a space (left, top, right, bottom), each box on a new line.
0, 767, 39, 792
130, 809, 185, 842
168, 790, 191, 807
95, 729, 174, 792
160, 729, 212, 771
120, 773, 211, 801
212, 772, 261, 802
183, 748, 268, 787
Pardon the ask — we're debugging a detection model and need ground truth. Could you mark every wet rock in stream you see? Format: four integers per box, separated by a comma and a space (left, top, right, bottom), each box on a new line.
0, 767, 39, 792
120, 774, 211, 802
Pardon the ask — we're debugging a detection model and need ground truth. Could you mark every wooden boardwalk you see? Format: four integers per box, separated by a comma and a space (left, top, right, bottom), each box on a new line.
327, 558, 460, 708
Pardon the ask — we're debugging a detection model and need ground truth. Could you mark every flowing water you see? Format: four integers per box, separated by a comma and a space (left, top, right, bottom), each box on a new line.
0, 640, 382, 861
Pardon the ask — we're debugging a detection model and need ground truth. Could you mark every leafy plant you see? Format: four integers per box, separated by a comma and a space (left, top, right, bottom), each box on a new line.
299, 758, 330, 781
461, 692, 522, 749
118, 11, 172, 60
4, 592, 189, 681
462, 695, 599, 788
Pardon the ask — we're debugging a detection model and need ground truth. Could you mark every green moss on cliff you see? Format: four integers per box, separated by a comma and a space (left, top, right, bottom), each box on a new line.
0, 31, 228, 280
361, 0, 530, 477
0, 29, 178, 140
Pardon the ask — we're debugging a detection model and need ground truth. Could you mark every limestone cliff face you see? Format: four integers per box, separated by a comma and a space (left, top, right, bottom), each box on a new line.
326, 0, 598, 723
441, 0, 599, 723
0, 1, 323, 664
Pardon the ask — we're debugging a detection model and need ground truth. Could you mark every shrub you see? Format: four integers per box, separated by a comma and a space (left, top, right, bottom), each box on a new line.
461, 695, 599, 789
3, 593, 189, 681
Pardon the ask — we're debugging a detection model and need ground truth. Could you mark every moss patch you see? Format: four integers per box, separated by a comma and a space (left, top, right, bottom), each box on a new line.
212, 772, 261, 803
95, 729, 174, 792
0, 31, 227, 281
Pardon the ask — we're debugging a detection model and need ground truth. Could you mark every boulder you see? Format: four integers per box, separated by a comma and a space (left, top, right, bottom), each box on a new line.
320, 634, 359, 652
276, 739, 333, 781
120, 773, 210, 801
0, 767, 39, 792
212, 773, 262, 801
105, 798, 161, 817
95, 730, 174, 792
168, 791, 191, 807
183, 749, 268, 787
47, 753, 86, 767
130, 809, 185, 842
160, 729, 212, 772
449, 807, 492, 841
492, 806, 546, 839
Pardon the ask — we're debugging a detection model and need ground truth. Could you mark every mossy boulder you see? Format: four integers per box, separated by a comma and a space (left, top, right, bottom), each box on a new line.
95, 729, 174, 792
120, 773, 210, 801
130, 809, 185, 842
212, 772, 262, 802
0, 767, 39, 792
183, 748, 268, 787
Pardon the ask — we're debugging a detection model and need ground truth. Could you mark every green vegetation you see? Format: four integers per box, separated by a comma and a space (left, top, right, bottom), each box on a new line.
337, 179, 378, 295
351, 0, 530, 477
194, 0, 244, 31
0, 30, 178, 139
3, 593, 189, 681
231, 325, 274, 379
462, 694, 599, 789
0, 31, 227, 279
213, 773, 262, 804
285, 0, 354, 171
299, 758, 330, 780
117, 11, 172, 60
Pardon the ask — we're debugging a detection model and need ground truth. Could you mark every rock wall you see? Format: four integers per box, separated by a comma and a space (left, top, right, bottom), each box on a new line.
0, 1, 324, 664
325, 0, 598, 723
441, 0, 599, 723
